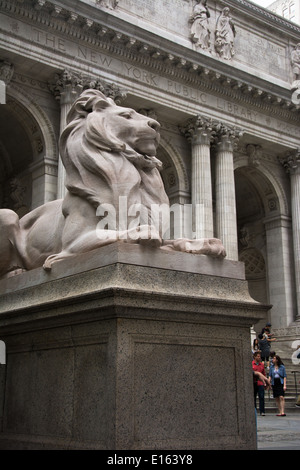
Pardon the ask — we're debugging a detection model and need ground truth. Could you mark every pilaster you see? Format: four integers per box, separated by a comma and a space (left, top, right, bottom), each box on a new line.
280, 149, 300, 320
263, 214, 296, 327
0, 61, 14, 104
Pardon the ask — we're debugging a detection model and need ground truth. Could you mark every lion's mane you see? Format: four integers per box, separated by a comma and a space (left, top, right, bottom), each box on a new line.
59, 89, 163, 209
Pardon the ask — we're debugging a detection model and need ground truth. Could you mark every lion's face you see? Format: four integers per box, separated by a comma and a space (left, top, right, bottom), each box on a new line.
60, 90, 164, 208
91, 104, 161, 156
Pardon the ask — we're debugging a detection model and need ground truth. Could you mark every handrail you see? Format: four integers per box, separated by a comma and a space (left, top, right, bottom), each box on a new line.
291, 371, 299, 396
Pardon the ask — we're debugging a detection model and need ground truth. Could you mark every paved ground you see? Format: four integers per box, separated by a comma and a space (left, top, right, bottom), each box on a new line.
257, 411, 300, 450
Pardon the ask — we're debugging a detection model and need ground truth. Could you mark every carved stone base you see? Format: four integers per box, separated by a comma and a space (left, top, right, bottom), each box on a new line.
0, 243, 268, 449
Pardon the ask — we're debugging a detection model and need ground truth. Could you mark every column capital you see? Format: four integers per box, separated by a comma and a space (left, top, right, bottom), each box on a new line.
279, 149, 300, 175
49, 69, 127, 105
212, 123, 244, 152
85, 79, 127, 105
48, 69, 84, 105
179, 115, 214, 145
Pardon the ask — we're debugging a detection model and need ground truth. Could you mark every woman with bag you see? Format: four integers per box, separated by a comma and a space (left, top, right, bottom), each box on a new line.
269, 355, 287, 416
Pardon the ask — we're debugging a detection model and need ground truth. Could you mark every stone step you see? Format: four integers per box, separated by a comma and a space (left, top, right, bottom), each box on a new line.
260, 395, 300, 414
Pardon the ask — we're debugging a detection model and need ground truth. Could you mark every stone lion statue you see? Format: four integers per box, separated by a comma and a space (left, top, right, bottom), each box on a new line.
0, 89, 225, 279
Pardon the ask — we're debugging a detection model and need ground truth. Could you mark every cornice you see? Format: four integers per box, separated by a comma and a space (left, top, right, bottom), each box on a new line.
227, 0, 300, 36
1, 0, 300, 123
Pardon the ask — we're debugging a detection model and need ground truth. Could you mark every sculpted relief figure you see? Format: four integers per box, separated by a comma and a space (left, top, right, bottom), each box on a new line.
190, 0, 211, 51
215, 7, 236, 60
291, 43, 300, 85
0, 90, 225, 279
97, 0, 118, 9
291, 43, 300, 105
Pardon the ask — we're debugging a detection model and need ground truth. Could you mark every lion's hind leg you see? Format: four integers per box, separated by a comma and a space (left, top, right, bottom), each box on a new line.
0, 209, 26, 278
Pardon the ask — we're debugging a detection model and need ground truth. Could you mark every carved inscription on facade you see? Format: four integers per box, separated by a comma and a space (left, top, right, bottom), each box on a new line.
122, 63, 207, 103
1, 15, 297, 141
31, 28, 114, 69
216, 98, 258, 122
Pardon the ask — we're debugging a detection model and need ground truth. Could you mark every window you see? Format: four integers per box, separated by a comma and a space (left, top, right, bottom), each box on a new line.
289, 2, 295, 20
282, 7, 288, 17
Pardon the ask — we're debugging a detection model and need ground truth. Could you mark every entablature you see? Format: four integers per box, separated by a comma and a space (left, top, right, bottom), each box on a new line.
1, 0, 299, 121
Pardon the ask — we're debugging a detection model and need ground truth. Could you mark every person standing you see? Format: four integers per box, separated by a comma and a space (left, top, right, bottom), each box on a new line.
258, 332, 276, 370
252, 351, 267, 416
252, 338, 259, 354
269, 355, 287, 416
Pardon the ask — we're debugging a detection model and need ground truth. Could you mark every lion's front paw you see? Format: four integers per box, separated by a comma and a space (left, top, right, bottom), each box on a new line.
123, 225, 162, 247
185, 238, 226, 258
162, 238, 226, 258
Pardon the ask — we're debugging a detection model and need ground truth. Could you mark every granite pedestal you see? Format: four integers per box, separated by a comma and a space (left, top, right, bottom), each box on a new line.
0, 243, 268, 449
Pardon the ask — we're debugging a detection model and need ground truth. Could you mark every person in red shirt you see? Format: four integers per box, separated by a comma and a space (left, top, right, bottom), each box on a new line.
252, 351, 267, 416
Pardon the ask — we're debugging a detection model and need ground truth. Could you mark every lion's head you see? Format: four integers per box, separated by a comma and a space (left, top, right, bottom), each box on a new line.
59, 89, 163, 208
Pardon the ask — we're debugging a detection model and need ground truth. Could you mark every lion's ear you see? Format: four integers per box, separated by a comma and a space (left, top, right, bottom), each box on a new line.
86, 98, 111, 113
95, 100, 111, 111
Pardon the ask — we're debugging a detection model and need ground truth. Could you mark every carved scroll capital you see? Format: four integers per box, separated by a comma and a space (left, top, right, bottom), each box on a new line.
179, 115, 214, 145
84, 79, 127, 105
212, 122, 244, 152
279, 148, 300, 175
49, 70, 127, 105
48, 69, 84, 103
0, 61, 14, 84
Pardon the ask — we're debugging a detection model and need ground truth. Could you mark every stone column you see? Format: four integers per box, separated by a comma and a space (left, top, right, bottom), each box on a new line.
181, 115, 214, 239
281, 149, 300, 320
49, 70, 84, 198
214, 125, 243, 261
0, 61, 14, 104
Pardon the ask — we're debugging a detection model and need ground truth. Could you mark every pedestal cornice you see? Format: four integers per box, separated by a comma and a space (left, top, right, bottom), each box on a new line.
0, 242, 268, 329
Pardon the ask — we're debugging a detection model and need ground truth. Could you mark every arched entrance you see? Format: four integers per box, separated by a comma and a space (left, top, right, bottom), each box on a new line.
157, 137, 190, 206
157, 137, 190, 239
0, 86, 59, 213
235, 166, 268, 307
235, 160, 295, 329
0, 99, 34, 216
